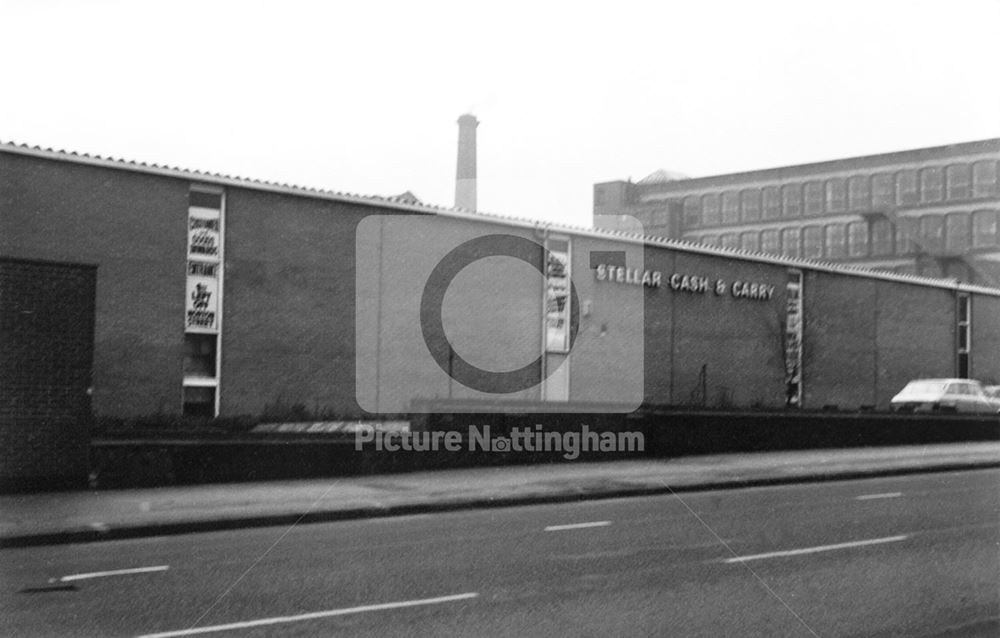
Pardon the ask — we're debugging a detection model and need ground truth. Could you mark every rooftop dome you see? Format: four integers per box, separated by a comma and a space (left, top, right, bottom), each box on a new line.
637, 168, 689, 184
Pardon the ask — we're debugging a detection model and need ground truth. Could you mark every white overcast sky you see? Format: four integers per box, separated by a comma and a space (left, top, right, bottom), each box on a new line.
2, 0, 998, 227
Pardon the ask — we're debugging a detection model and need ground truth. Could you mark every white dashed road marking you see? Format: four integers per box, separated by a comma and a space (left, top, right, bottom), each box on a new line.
135, 592, 480, 637
56, 565, 170, 582
724, 535, 909, 563
544, 521, 612, 532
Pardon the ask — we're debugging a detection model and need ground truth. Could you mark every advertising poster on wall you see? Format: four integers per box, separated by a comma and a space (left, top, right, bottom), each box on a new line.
545, 242, 571, 353
185, 273, 219, 333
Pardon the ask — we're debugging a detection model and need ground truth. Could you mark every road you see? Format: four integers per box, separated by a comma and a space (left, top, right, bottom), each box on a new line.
1, 469, 997, 637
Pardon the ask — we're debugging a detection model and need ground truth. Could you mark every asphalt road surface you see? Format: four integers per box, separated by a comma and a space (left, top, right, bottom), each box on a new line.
2, 469, 997, 637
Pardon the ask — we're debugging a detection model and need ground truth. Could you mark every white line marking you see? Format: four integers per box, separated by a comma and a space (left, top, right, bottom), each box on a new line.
544, 521, 612, 532
724, 535, 908, 563
135, 592, 479, 638
58, 565, 169, 582
855, 492, 903, 501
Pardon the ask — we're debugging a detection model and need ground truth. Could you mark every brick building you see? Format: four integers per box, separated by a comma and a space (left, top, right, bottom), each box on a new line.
2, 141, 999, 427
594, 139, 1000, 287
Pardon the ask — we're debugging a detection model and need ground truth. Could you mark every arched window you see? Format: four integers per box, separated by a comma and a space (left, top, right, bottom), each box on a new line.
896, 170, 918, 205
847, 221, 869, 257
919, 215, 945, 252
761, 229, 780, 253
762, 186, 781, 220
945, 213, 970, 252
872, 173, 894, 209
702, 194, 721, 226
848, 176, 871, 211
803, 181, 823, 216
825, 224, 846, 258
741, 189, 761, 222
802, 226, 823, 258
781, 228, 801, 258
871, 218, 893, 256
825, 178, 846, 212
722, 191, 740, 224
895, 218, 917, 255
683, 196, 702, 228
972, 161, 999, 197
782, 184, 803, 218
946, 164, 972, 200
972, 210, 999, 247
920, 167, 944, 203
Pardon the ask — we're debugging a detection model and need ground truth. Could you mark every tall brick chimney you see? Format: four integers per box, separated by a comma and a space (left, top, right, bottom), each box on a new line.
455, 114, 478, 211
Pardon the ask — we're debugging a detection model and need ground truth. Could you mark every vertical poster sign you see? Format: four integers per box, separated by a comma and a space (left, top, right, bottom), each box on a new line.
188, 207, 221, 259
186, 204, 222, 333
545, 239, 571, 353
784, 270, 803, 407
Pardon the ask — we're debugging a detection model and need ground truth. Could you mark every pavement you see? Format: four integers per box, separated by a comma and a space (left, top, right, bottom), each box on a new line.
4, 468, 998, 636
1, 442, 998, 548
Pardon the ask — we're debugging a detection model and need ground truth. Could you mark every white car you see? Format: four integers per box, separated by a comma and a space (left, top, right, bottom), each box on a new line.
890, 379, 1000, 415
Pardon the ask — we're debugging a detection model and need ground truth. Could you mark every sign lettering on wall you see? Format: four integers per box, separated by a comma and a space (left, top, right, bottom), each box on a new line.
186, 202, 222, 333
594, 263, 775, 301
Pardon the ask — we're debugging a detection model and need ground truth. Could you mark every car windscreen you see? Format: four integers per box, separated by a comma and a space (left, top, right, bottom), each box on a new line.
896, 381, 948, 398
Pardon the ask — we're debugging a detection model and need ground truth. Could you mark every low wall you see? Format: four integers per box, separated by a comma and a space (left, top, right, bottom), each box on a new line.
89, 410, 999, 489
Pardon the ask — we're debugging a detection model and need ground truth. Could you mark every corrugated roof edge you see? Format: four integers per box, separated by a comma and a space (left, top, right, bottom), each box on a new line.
3, 140, 999, 297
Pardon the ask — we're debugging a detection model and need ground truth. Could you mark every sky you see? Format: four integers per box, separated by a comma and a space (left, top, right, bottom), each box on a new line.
2, 0, 998, 228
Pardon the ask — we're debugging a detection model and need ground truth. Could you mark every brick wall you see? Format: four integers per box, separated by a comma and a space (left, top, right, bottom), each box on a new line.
0, 153, 187, 416
221, 187, 372, 416
0, 258, 95, 491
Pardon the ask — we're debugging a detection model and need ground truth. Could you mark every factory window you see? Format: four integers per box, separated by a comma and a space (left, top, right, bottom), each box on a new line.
740, 231, 760, 252
847, 221, 869, 257
871, 218, 893, 256
781, 184, 803, 218
957, 294, 970, 378
183, 386, 217, 418
721, 233, 740, 250
184, 185, 224, 418
802, 226, 824, 258
593, 188, 605, 206
848, 176, 871, 211
761, 229, 780, 253
919, 215, 945, 252
722, 191, 740, 224
762, 186, 781, 220
871, 173, 894, 209
741, 188, 761, 222
804, 181, 824, 216
190, 190, 223, 209
701, 234, 720, 247
972, 210, 998, 247
895, 218, 917, 255
946, 164, 972, 200
972, 160, 998, 197
683, 196, 702, 228
781, 228, 801, 258
183, 333, 217, 378
825, 178, 846, 212
702, 193, 721, 226
824, 224, 846, 258
920, 167, 944, 203
945, 213, 970, 252
896, 170, 918, 205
